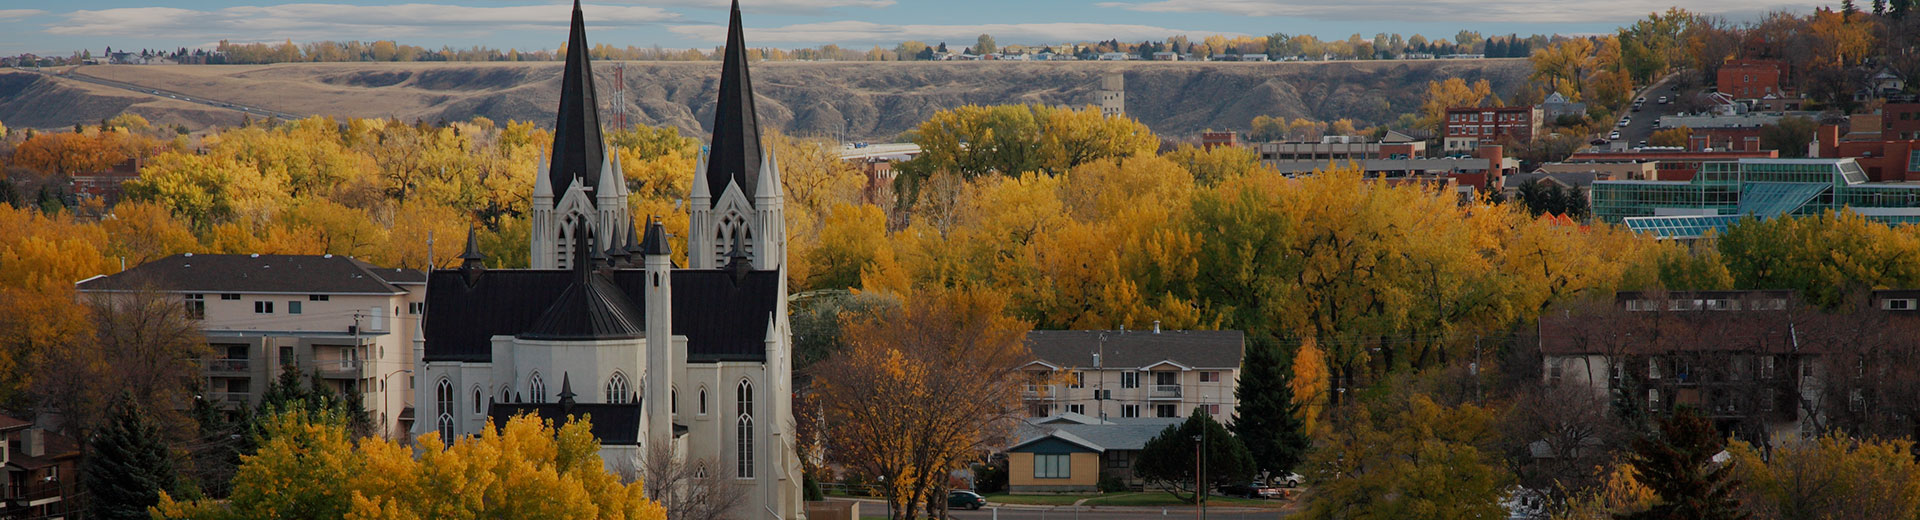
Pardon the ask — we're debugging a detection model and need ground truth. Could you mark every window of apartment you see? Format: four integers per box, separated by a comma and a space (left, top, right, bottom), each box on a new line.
1760, 357, 1776, 380
1121, 404, 1140, 418
1120, 372, 1140, 389
409, 302, 426, 315
1199, 371, 1219, 383
1067, 404, 1085, 415
253, 301, 273, 314
184, 294, 205, 320
1155, 404, 1177, 418
288, 301, 302, 314
221, 294, 240, 300
1205, 404, 1220, 415
1068, 372, 1084, 389
1034, 454, 1071, 479
279, 346, 294, 365
309, 294, 330, 301
1648, 389, 1661, 410
1649, 358, 1662, 379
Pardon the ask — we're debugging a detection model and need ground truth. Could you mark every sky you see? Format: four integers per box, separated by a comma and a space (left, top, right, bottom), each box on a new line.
0, 0, 1839, 57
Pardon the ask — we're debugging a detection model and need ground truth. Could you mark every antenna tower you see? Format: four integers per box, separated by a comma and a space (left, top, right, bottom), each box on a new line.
611, 62, 629, 130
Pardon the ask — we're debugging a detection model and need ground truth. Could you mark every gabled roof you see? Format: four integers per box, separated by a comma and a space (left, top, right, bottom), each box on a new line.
75, 254, 418, 294
546, 0, 608, 204
703, 0, 765, 204
1025, 330, 1245, 370
1010, 417, 1182, 453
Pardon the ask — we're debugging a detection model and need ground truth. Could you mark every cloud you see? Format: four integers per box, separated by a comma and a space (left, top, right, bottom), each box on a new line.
0, 9, 45, 21
43, 3, 678, 41
1095, 0, 1830, 24
670, 20, 1239, 46
598, 0, 894, 15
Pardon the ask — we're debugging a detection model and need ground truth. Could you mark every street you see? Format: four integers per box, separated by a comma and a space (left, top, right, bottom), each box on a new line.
1607, 74, 1685, 150
825, 498, 1292, 520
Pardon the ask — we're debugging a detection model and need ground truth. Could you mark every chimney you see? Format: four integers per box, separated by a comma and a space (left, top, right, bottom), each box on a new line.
1153, 320, 1161, 333
22, 429, 44, 457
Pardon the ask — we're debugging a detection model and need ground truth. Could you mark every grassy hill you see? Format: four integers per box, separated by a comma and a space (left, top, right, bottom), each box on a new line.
1, 59, 1531, 140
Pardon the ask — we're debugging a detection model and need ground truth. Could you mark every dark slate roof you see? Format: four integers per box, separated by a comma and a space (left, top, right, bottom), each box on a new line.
75, 254, 417, 294
489, 401, 642, 445
1025, 330, 1245, 369
520, 272, 645, 340
703, 0, 764, 203
547, 0, 607, 201
423, 268, 778, 363
1011, 417, 1182, 452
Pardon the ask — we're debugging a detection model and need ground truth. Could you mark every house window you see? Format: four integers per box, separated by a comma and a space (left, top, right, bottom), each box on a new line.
1850, 389, 1866, 412
1549, 363, 1564, 386
409, 302, 426, 315
1648, 389, 1661, 410
529, 373, 546, 403
288, 301, 302, 314
1760, 357, 1775, 380
221, 294, 240, 300
606, 372, 631, 404
309, 294, 330, 301
1033, 454, 1071, 479
1885, 298, 1916, 311
1067, 404, 1085, 415
1122, 405, 1140, 418
1155, 404, 1177, 417
185, 294, 205, 320
738, 379, 755, 479
1200, 371, 1219, 383
1120, 372, 1140, 389
436, 378, 455, 444
1069, 372, 1084, 389
254, 301, 273, 314
1649, 358, 1662, 379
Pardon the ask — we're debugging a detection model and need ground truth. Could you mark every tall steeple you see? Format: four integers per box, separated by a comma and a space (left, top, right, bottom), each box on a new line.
548, 0, 607, 200
703, 0, 764, 203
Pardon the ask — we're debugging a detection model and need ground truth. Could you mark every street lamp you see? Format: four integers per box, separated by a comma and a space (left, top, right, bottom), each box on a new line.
380, 368, 412, 438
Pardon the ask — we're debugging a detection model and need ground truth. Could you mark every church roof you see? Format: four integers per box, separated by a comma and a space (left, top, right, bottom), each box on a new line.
703, 0, 764, 203
521, 224, 645, 340
423, 268, 779, 363
546, 0, 607, 203
489, 400, 643, 445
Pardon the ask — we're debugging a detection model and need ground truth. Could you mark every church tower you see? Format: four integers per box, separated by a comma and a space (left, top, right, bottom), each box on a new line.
531, 0, 630, 270
688, 1, 784, 271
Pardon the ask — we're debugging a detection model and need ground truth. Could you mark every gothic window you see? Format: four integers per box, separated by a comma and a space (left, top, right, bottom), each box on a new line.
436, 378, 454, 444
606, 372, 631, 404
699, 387, 708, 415
530, 372, 547, 403
472, 386, 482, 414
672, 387, 678, 414
500, 385, 511, 403
737, 378, 754, 478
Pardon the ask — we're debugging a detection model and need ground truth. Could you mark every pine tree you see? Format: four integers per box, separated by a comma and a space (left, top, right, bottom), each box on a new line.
1619, 408, 1749, 520
1844, 0, 1861, 19
83, 395, 178, 520
1134, 408, 1256, 503
1230, 337, 1310, 478
1875, 0, 1887, 16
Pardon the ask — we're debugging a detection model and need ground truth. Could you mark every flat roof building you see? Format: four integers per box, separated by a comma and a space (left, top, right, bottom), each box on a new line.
1591, 158, 1920, 238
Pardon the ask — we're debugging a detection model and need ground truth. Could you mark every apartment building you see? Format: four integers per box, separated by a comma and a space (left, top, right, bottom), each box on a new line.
1443, 106, 1542, 152
1021, 328, 1244, 420
76, 254, 426, 438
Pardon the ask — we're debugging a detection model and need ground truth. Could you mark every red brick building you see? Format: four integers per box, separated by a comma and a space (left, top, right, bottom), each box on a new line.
1883, 103, 1920, 141
1200, 131, 1238, 151
69, 157, 142, 207
2, 416, 81, 520
1442, 106, 1542, 152
1717, 59, 1786, 99
1817, 124, 1920, 182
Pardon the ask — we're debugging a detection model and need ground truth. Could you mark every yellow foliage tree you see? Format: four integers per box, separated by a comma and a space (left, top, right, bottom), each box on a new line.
1420, 78, 1495, 134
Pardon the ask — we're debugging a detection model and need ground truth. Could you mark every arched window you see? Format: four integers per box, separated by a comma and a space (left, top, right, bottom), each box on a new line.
671, 387, 678, 414
499, 385, 511, 403
699, 387, 708, 415
472, 387, 482, 414
436, 378, 455, 444
694, 462, 709, 480
737, 378, 754, 478
529, 372, 547, 403
606, 372, 631, 404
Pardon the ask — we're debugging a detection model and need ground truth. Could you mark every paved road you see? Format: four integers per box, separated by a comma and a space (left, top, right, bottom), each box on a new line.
826, 498, 1292, 520
9, 65, 304, 121
1607, 74, 1686, 150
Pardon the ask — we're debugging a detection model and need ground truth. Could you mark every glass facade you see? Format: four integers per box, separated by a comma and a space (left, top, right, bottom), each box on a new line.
1593, 158, 1920, 238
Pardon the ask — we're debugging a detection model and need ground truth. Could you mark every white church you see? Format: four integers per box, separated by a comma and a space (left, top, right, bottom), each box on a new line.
411, 1, 803, 518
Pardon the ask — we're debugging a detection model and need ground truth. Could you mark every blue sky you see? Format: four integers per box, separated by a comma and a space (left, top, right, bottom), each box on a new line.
0, 0, 1836, 56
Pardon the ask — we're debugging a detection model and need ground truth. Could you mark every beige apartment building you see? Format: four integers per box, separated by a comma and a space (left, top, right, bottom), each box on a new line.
77, 254, 425, 438
1022, 329, 1245, 420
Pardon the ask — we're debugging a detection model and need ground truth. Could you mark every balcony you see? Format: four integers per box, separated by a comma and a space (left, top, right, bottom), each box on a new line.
1150, 385, 1183, 400
206, 392, 250, 406
316, 359, 370, 379
201, 358, 251, 374
1023, 384, 1058, 400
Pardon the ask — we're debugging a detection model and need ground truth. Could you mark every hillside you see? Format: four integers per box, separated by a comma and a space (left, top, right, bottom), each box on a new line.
0, 59, 1531, 140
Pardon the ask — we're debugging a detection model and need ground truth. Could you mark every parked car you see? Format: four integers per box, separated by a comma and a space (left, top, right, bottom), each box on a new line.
1278, 472, 1306, 488
1217, 482, 1283, 499
1609, 130, 1621, 140
948, 490, 986, 510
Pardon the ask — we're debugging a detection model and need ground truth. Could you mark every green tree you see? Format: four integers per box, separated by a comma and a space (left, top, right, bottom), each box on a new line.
255, 365, 375, 439
82, 394, 179, 520
1760, 116, 1817, 158
1231, 336, 1309, 478
1134, 408, 1255, 503
1620, 408, 1749, 520
975, 34, 997, 55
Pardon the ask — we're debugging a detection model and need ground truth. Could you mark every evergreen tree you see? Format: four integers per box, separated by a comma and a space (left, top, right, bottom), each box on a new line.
1895, 0, 1910, 19
1844, 0, 1861, 19
1134, 408, 1256, 503
1875, 0, 1887, 16
1230, 337, 1310, 478
83, 395, 178, 520
184, 396, 252, 498
254, 365, 375, 439
1619, 408, 1749, 520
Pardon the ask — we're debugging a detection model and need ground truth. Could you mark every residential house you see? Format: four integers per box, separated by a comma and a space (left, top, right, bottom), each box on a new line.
1006, 414, 1181, 493
1537, 92, 1588, 122
75, 254, 426, 437
1021, 329, 1244, 421
1717, 59, 1787, 99
2, 416, 80, 520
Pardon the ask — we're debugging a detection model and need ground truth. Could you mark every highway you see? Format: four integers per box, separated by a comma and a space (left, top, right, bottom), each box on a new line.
9, 65, 303, 121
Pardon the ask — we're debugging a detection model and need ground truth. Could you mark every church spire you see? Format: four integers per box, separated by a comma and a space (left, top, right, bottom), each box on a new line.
548, 0, 607, 201
703, 0, 764, 203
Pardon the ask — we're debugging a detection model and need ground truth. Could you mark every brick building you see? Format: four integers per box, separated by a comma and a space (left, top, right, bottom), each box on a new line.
1717, 59, 1786, 99
1882, 103, 1920, 140
69, 158, 142, 207
1442, 106, 1542, 152
1816, 124, 1920, 182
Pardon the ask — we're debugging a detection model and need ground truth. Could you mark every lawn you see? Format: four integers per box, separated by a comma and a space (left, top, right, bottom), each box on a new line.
980, 493, 1095, 506
1082, 492, 1292, 509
